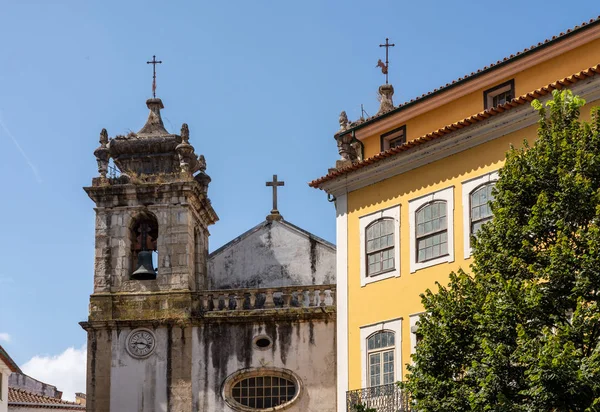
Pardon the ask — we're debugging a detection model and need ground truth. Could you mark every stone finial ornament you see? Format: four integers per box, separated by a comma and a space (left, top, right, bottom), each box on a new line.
351, 140, 363, 162
181, 123, 190, 143
198, 154, 206, 172
93, 128, 110, 178
176, 123, 195, 175
339, 111, 349, 131
377, 84, 395, 115
194, 155, 211, 194
336, 133, 358, 163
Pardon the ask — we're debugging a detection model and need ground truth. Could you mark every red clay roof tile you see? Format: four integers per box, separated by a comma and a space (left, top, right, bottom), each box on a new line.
9, 387, 85, 409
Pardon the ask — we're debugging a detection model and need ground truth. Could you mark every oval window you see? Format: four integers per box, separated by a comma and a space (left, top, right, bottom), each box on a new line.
223, 368, 301, 411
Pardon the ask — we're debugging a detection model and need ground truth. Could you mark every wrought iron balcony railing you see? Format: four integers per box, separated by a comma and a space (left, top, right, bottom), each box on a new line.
346, 383, 412, 412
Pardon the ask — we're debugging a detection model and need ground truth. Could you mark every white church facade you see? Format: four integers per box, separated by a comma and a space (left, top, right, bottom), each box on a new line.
81, 94, 337, 411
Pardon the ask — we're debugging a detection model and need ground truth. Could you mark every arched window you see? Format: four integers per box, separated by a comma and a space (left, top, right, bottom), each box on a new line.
416, 201, 448, 262
367, 331, 395, 387
470, 183, 495, 235
366, 219, 395, 276
130, 212, 159, 280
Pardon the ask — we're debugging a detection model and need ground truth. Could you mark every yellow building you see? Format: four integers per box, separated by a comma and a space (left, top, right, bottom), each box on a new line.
310, 16, 600, 412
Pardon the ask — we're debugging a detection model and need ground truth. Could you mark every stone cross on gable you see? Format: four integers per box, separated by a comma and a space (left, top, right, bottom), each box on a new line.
266, 174, 285, 221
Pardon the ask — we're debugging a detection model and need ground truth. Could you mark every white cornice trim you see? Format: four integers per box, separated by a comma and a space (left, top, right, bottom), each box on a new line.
323, 75, 600, 197
353, 25, 600, 139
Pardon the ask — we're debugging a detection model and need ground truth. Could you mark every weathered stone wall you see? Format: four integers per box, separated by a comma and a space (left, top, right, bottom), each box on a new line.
192, 318, 336, 412
0, 362, 9, 412
8, 373, 61, 399
93, 204, 197, 293
100, 315, 336, 412
86, 181, 216, 295
109, 327, 170, 412
208, 221, 336, 289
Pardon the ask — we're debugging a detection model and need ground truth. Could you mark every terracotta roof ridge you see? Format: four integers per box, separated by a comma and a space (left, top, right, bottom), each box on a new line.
8, 387, 82, 406
336, 15, 600, 135
310, 63, 600, 188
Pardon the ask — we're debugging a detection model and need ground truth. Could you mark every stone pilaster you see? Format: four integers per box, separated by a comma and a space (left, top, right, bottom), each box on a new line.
167, 326, 193, 412
85, 327, 111, 412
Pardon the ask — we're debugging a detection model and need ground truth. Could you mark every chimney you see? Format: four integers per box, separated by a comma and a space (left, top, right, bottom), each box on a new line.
75, 392, 87, 406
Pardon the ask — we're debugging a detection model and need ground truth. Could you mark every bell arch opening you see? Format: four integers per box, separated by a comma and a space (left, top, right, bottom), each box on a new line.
130, 211, 159, 280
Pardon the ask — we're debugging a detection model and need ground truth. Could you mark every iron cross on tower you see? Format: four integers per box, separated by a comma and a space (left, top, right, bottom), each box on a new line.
378, 38, 395, 84
266, 174, 285, 220
146, 55, 163, 98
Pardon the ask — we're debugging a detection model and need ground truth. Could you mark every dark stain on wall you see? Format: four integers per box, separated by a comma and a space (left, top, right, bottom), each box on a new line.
209, 323, 232, 401
263, 322, 277, 356
309, 236, 318, 285
309, 321, 315, 345
89, 330, 97, 409
277, 322, 293, 364
265, 222, 273, 249
166, 325, 172, 412
235, 323, 253, 369
199, 327, 209, 412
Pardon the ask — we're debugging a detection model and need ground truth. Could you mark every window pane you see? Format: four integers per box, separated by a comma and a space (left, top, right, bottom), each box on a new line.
366, 219, 396, 276
424, 221, 432, 234
373, 223, 380, 237
440, 240, 448, 255
471, 184, 495, 236
368, 332, 394, 350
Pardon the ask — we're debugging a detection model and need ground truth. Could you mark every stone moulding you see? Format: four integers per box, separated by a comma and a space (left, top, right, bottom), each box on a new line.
84, 180, 218, 227
83, 284, 337, 325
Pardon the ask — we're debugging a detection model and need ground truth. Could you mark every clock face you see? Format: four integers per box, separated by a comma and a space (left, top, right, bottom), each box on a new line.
126, 329, 156, 358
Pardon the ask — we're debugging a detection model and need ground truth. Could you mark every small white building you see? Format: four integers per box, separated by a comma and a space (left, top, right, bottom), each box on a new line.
0, 345, 20, 412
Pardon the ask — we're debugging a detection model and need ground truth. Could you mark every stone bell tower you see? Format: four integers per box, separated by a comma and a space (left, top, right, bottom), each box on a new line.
81, 96, 217, 411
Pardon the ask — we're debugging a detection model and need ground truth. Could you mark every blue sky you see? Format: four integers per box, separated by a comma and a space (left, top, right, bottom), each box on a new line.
0, 0, 598, 391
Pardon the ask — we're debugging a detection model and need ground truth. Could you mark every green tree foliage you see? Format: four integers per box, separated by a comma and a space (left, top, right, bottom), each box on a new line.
404, 90, 600, 411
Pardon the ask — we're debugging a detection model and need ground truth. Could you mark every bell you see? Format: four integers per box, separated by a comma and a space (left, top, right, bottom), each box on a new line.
132, 250, 156, 280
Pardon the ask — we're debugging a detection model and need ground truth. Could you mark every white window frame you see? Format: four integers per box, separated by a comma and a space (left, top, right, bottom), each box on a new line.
484, 80, 515, 109
366, 331, 395, 387
380, 126, 406, 151
409, 187, 454, 273
359, 205, 400, 287
462, 171, 498, 259
360, 318, 402, 389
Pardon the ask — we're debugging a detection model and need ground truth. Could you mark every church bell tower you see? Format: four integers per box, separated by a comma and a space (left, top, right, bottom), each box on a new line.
81, 91, 218, 411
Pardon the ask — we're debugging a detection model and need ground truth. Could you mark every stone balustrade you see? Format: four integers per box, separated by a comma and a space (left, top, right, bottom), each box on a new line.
197, 285, 336, 312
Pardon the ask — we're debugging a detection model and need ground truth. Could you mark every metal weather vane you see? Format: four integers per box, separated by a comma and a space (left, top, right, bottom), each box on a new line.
377, 38, 395, 84
146, 55, 163, 98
